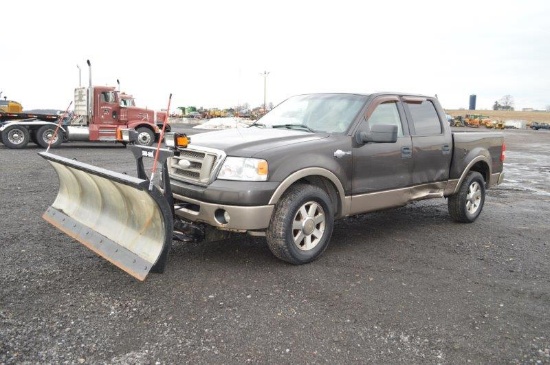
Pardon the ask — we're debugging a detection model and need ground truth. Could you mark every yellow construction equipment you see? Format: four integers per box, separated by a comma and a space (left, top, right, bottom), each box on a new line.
0, 100, 24, 113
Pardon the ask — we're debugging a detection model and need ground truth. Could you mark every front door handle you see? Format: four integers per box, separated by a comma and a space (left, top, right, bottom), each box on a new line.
334, 150, 351, 159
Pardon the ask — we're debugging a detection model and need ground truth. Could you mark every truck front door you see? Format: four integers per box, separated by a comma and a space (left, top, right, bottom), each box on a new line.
89, 90, 122, 141
349, 97, 413, 215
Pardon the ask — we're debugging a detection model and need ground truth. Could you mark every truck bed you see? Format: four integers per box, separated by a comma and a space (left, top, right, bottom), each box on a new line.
450, 130, 505, 184
0, 112, 58, 123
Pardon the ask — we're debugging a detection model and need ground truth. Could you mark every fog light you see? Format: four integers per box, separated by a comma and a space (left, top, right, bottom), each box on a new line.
214, 209, 230, 225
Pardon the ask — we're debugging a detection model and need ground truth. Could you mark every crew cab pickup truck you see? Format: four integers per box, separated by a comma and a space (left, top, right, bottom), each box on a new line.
40, 92, 506, 280
165, 92, 505, 265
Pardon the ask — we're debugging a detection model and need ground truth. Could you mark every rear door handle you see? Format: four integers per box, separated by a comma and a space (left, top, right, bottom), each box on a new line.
401, 146, 412, 158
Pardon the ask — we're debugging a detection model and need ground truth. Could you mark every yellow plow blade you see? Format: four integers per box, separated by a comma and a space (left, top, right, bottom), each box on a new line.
39, 152, 173, 281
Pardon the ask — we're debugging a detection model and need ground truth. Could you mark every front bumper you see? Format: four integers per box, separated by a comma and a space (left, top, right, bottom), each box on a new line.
172, 192, 274, 231
169, 179, 279, 231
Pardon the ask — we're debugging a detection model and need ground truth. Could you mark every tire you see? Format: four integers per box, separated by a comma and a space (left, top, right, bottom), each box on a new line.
1, 126, 30, 149
266, 184, 334, 264
157, 123, 171, 133
135, 127, 155, 146
448, 171, 486, 223
36, 125, 63, 149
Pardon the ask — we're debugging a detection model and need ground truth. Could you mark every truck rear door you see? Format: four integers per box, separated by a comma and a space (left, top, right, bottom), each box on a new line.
401, 97, 452, 184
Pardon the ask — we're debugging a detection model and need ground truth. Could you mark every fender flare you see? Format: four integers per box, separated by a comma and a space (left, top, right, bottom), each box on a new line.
126, 121, 160, 134
447, 155, 491, 195
268, 167, 346, 213
0, 120, 66, 133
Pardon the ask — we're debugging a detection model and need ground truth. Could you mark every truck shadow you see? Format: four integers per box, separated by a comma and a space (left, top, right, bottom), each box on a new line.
163, 200, 456, 274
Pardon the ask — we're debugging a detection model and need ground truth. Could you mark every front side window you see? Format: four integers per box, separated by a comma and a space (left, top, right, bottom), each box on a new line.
406, 100, 442, 135
367, 102, 404, 137
101, 91, 116, 103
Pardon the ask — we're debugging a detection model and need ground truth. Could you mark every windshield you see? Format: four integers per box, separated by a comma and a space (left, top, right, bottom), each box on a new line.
255, 93, 367, 133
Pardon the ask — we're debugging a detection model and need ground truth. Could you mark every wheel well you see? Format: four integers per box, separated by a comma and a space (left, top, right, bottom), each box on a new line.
469, 161, 490, 183
293, 176, 341, 217
135, 124, 155, 132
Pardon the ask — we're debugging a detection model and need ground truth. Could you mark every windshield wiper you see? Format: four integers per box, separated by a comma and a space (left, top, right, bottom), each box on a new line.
272, 124, 315, 132
250, 122, 267, 128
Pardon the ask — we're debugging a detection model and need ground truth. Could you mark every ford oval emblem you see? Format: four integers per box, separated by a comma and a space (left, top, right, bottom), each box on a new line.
177, 159, 192, 169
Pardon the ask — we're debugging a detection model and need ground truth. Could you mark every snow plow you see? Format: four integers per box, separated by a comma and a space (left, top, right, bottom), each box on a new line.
39, 146, 176, 281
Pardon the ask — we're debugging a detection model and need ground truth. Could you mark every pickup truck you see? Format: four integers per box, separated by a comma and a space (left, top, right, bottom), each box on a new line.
40, 92, 505, 280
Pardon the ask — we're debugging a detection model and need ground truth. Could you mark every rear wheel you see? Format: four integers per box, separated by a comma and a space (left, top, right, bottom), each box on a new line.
2, 126, 30, 149
448, 171, 486, 223
135, 127, 155, 146
36, 125, 63, 149
266, 184, 334, 264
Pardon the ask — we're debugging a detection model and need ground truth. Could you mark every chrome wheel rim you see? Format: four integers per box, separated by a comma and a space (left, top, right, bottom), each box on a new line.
8, 129, 25, 145
137, 131, 152, 145
42, 129, 58, 144
466, 181, 482, 215
292, 201, 326, 251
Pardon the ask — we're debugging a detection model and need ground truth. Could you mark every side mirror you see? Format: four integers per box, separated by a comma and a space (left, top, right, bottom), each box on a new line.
355, 124, 398, 144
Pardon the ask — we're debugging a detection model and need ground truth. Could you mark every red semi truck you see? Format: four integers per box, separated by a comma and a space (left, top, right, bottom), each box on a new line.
0, 60, 165, 149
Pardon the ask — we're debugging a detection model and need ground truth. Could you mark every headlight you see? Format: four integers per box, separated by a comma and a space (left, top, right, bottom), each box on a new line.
164, 132, 175, 147
217, 157, 268, 181
165, 133, 190, 148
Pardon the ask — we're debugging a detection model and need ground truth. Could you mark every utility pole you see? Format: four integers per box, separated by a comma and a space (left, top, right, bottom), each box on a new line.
260, 70, 269, 113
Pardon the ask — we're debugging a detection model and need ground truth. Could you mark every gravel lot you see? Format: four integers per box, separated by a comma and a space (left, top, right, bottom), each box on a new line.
1, 127, 549, 364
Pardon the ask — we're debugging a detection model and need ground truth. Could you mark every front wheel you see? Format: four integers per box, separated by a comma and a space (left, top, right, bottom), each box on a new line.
135, 127, 155, 146
266, 184, 334, 264
448, 171, 486, 223
1, 126, 30, 149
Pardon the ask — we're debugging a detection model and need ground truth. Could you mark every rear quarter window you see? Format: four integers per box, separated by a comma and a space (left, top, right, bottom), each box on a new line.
406, 100, 442, 135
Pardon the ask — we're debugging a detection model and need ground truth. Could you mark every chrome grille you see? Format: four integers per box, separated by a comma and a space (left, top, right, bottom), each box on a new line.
168, 147, 223, 185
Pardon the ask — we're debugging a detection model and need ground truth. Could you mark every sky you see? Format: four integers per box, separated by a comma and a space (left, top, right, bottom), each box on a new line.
2, 0, 550, 112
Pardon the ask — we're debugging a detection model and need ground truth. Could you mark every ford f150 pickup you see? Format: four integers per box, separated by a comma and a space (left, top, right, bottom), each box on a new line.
40, 92, 505, 280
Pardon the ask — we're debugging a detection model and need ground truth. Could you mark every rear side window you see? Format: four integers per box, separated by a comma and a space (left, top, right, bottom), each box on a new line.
406, 100, 442, 135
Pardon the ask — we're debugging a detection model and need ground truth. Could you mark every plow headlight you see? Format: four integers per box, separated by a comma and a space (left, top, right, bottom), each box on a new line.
165, 133, 190, 148
118, 128, 137, 142
217, 157, 268, 181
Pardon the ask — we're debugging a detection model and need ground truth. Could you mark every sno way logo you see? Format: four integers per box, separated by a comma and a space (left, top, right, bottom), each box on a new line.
141, 150, 154, 158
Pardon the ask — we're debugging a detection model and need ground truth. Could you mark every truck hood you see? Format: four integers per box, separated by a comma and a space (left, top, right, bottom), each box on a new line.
187, 127, 327, 157
125, 106, 154, 122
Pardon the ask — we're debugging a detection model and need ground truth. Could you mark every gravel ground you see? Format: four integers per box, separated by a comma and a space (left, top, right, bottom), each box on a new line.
1, 127, 549, 364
